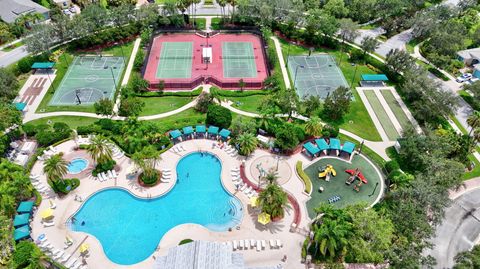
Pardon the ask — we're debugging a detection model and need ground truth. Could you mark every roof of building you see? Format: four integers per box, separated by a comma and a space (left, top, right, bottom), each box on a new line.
31, 62, 55, 69
457, 48, 480, 60
361, 74, 389, 81
0, 0, 49, 23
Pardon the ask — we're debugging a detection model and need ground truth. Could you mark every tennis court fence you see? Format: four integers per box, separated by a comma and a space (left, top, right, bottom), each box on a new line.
148, 75, 264, 90
155, 56, 195, 60
220, 56, 258, 59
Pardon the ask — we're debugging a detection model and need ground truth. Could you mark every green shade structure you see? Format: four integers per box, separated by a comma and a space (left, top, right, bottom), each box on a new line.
342, 141, 356, 154
219, 129, 231, 139
304, 142, 320, 156
13, 225, 30, 241
169, 129, 182, 139
315, 138, 329, 151
182, 126, 193, 135
195, 125, 206, 133
361, 74, 388, 81
13, 213, 30, 227
208, 126, 219, 135
31, 62, 55, 69
17, 201, 34, 214
14, 102, 26, 111
329, 138, 341, 150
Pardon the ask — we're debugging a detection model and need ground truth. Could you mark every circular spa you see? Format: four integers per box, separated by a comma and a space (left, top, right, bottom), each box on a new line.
67, 158, 88, 174
70, 152, 243, 265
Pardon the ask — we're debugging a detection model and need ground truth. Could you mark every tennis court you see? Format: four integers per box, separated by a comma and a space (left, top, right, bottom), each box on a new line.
156, 42, 193, 79
222, 42, 257, 78
49, 56, 124, 106
287, 54, 348, 99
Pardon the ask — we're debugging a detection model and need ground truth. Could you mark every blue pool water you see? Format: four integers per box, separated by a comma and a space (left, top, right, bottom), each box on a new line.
70, 152, 243, 265
67, 158, 88, 174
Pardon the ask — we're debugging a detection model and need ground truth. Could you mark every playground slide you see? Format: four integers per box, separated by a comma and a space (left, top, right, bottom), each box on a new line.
345, 169, 368, 184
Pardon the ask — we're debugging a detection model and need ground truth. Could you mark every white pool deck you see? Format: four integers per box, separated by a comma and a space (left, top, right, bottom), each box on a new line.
29, 139, 383, 269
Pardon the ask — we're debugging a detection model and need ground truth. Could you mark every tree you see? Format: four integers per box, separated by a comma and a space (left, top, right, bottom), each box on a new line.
323, 0, 348, 18
12, 241, 47, 269
274, 123, 299, 151
360, 36, 379, 61
195, 92, 214, 113
322, 86, 351, 121
305, 116, 323, 137
236, 132, 258, 156
454, 245, 480, 269
94, 98, 114, 117
24, 23, 56, 55
130, 74, 149, 93
238, 79, 246, 91
338, 18, 359, 44
263, 170, 278, 185
119, 97, 144, 117
157, 80, 165, 92
0, 22, 13, 44
258, 183, 288, 219
43, 153, 68, 183
132, 145, 161, 184
230, 117, 256, 137
306, 9, 338, 42
467, 110, 480, 136
0, 68, 20, 102
87, 135, 113, 165
81, 4, 109, 30
0, 103, 21, 132
206, 105, 232, 129
385, 49, 416, 74
345, 0, 377, 23
301, 95, 321, 117
269, 89, 299, 120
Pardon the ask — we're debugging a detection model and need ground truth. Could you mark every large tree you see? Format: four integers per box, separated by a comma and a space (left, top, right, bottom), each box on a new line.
258, 183, 288, 219
360, 36, 379, 61
87, 135, 113, 165
236, 132, 258, 157
322, 86, 351, 121
385, 49, 416, 74
43, 153, 68, 183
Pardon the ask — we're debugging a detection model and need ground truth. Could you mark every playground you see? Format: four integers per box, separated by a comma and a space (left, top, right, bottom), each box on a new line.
143, 33, 268, 89
49, 56, 124, 106
304, 155, 384, 218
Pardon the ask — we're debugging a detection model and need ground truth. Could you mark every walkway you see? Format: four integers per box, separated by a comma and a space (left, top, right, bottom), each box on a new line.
270, 36, 291, 89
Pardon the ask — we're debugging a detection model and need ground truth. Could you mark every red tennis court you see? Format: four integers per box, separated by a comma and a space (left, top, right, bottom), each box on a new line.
143, 33, 269, 90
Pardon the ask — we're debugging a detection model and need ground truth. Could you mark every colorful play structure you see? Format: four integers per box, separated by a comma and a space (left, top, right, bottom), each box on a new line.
345, 169, 368, 192
318, 165, 337, 181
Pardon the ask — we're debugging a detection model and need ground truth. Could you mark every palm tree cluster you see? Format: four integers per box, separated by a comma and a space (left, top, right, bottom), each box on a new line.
87, 135, 113, 165
43, 153, 68, 183
305, 116, 323, 137
236, 132, 258, 156
132, 145, 162, 184
258, 182, 288, 219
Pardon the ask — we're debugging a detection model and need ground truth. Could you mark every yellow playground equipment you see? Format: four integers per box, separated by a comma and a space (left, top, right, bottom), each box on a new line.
318, 165, 337, 181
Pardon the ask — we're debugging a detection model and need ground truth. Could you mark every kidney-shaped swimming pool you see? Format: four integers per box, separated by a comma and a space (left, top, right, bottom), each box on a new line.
70, 152, 243, 265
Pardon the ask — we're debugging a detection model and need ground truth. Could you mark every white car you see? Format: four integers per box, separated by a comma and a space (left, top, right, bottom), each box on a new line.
456, 73, 473, 83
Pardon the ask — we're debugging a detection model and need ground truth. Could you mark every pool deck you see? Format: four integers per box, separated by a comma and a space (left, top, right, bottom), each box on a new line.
29, 139, 383, 268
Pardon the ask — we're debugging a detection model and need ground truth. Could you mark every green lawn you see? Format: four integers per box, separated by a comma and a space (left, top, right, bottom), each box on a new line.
2, 41, 24, 52
364, 90, 399, 140
226, 95, 265, 113
211, 18, 223, 30
148, 108, 206, 132
193, 18, 206, 30
26, 116, 98, 128
406, 39, 421, 54
381, 90, 412, 131
304, 155, 384, 215
36, 41, 134, 114
279, 38, 382, 141
138, 96, 194, 116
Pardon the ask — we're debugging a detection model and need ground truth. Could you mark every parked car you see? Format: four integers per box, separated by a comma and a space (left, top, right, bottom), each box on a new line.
457, 73, 473, 83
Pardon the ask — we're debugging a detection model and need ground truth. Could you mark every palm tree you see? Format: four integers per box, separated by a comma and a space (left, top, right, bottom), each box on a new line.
87, 135, 113, 165
467, 110, 480, 135
43, 153, 68, 183
305, 116, 323, 137
217, 0, 227, 20
263, 170, 278, 185
237, 132, 258, 156
258, 183, 288, 219
132, 146, 162, 181
227, 0, 236, 23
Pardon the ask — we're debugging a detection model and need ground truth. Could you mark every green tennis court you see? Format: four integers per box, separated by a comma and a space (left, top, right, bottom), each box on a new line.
222, 42, 257, 78
364, 90, 399, 140
287, 54, 348, 100
156, 42, 193, 79
49, 56, 124, 106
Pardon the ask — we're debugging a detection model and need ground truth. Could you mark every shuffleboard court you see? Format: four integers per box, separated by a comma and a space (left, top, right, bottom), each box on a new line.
288, 54, 348, 99
222, 42, 257, 78
49, 56, 124, 106
156, 42, 193, 79
364, 90, 399, 140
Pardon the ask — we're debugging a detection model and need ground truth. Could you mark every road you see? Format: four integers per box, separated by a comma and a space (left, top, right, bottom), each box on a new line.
0, 45, 28, 67
425, 187, 480, 268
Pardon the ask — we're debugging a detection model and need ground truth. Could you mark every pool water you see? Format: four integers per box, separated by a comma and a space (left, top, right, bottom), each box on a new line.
70, 152, 243, 265
67, 158, 88, 174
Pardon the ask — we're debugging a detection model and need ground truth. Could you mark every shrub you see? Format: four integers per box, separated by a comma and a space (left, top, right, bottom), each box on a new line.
139, 170, 160, 186
17, 57, 34, 73
384, 160, 400, 173
49, 178, 80, 194
12, 241, 39, 268
179, 239, 194, 245
92, 159, 116, 176
206, 104, 232, 129
136, 87, 202, 97
195, 92, 213, 113
296, 161, 312, 194
35, 123, 72, 146
321, 124, 339, 138
133, 49, 145, 71
22, 124, 38, 137
76, 124, 102, 135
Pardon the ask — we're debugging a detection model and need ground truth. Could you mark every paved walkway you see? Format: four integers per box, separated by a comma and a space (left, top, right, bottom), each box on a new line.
270, 36, 291, 89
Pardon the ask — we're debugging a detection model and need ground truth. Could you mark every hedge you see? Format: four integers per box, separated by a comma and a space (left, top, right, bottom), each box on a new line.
210, 87, 269, 97
428, 67, 449, 81
136, 87, 202, 97
296, 161, 312, 194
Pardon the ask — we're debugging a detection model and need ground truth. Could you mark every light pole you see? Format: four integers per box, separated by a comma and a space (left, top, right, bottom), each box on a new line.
110, 67, 117, 91
276, 155, 280, 171
285, 42, 291, 67
350, 63, 359, 89
293, 65, 305, 89
115, 42, 126, 66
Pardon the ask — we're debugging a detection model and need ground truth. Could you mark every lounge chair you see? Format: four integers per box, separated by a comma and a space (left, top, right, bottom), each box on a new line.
269, 239, 276, 249
240, 184, 248, 191
231, 167, 240, 171
162, 174, 171, 179
247, 191, 256, 198
162, 168, 171, 172
107, 170, 114, 180
49, 146, 57, 153
276, 239, 283, 248
250, 239, 256, 248
256, 240, 261, 251
100, 172, 108, 181
54, 250, 65, 260
49, 199, 57, 209
37, 155, 45, 161
239, 240, 244, 249
79, 265, 88, 269
72, 262, 81, 269
44, 221, 55, 227
30, 174, 40, 179
230, 151, 237, 157
232, 240, 237, 250
180, 145, 186, 151
245, 240, 250, 249
51, 249, 61, 257
243, 186, 252, 195
59, 254, 69, 263
65, 258, 77, 268
162, 171, 172, 175
112, 170, 118, 178
261, 240, 266, 249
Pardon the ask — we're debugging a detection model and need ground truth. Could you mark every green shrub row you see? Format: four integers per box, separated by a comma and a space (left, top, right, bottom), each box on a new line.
48, 178, 80, 194
427, 67, 450, 81
210, 87, 269, 97
92, 160, 116, 177
136, 87, 202, 97
296, 161, 312, 194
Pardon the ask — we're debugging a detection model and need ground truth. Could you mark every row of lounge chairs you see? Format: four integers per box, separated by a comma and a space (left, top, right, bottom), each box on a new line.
162, 169, 172, 182
231, 167, 257, 198
224, 239, 283, 251
30, 174, 50, 196
92, 170, 117, 182
37, 237, 87, 269
213, 142, 238, 157
170, 145, 186, 153
37, 146, 59, 161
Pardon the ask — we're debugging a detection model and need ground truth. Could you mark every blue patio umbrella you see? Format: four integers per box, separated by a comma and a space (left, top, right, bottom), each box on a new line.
208, 126, 219, 135
14, 225, 30, 241
219, 129, 231, 139
169, 129, 182, 139
303, 142, 320, 156
182, 126, 194, 135
341, 141, 356, 154
195, 125, 206, 133
13, 213, 30, 228
17, 201, 34, 214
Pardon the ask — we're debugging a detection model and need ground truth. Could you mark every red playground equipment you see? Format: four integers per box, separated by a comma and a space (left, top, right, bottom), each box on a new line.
345, 169, 368, 185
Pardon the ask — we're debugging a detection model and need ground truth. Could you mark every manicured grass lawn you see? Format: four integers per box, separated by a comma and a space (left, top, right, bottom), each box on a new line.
381, 90, 412, 131
138, 96, 194, 116
406, 39, 421, 54
278, 38, 382, 141
227, 95, 265, 113
2, 41, 24, 52
304, 155, 383, 216
26, 116, 98, 128
148, 108, 206, 132
364, 90, 399, 140
36, 41, 134, 114
193, 18, 206, 30
211, 18, 223, 30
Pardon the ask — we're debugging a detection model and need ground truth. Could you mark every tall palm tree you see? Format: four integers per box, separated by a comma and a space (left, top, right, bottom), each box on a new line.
237, 132, 258, 156
258, 183, 288, 219
467, 110, 480, 136
227, 0, 236, 23
305, 116, 323, 137
87, 135, 113, 165
264, 170, 278, 185
43, 153, 68, 183
132, 146, 162, 181
217, 0, 227, 20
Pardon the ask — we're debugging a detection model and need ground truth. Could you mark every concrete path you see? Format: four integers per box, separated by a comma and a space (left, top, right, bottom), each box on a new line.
205, 16, 212, 31
270, 36, 292, 89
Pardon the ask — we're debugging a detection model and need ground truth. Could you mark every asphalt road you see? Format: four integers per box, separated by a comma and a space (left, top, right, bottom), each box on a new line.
0, 45, 28, 67
425, 188, 480, 268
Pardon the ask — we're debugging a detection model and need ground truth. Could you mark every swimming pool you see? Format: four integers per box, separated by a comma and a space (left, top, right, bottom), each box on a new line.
67, 158, 88, 174
70, 152, 243, 265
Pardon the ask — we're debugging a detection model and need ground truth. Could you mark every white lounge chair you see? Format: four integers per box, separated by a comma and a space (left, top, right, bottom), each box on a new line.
245, 240, 250, 249
44, 221, 55, 227
112, 170, 118, 178
65, 258, 77, 268
276, 239, 283, 248
71, 262, 81, 269
49, 146, 57, 153
180, 145, 186, 151
230, 151, 237, 157
162, 171, 172, 175
30, 174, 40, 179
59, 254, 69, 263
37, 155, 45, 161
243, 186, 252, 195
107, 170, 114, 180
240, 184, 248, 191
231, 167, 240, 172
269, 239, 276, 249
261, 240, 266, 249
227, 241, 233, 250
54, 250, 65, 260
51, 249, 61, 257
232, 240, 238, 250
250, 239, 256, 248
256, 240, 261, 251
100, 172, 108, 181
162, 168, 171, 172
239, 240, 244, 249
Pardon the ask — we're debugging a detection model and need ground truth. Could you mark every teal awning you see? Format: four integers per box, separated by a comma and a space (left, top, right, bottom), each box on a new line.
208, 126, 219, 135
14, 225, 30, 241
17, 201, 34, 214
219, 129, 231, 138
304, 142, 320, 155
342, 141, 356, 154
14, 102, 26, 111
182, 126, 193, 135
361, 74, 388, 81
196, 125, 206, 133
170, 129, 182, 139
13, 213, 30, 227
315, 138, 329, 151
329, 138, 341, 150
31, 62, 55, 69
